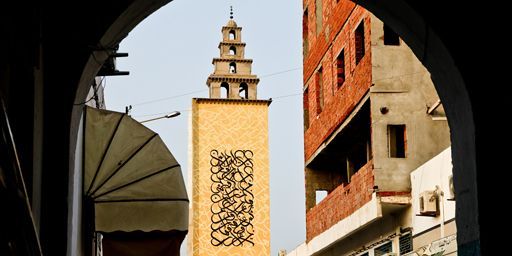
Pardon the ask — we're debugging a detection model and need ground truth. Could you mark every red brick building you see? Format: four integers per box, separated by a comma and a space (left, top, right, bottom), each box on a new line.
292, 0, 453, 255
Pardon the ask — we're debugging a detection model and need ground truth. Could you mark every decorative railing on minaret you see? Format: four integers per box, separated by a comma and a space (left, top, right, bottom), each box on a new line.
206, 7, 260, 100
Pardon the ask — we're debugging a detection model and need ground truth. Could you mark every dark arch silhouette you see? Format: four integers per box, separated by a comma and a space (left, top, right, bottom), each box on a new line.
1, 1, 498, 254
350, 1, 484, 254
229, 30, 236, 40
239, 82, 249, 99
220, 82, 229, 98
229, 46, 237, 55
65, 2, 490, 254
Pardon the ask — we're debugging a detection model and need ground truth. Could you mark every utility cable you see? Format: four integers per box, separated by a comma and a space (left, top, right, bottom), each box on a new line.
73, 77, 106, 105
130, 67, 302, 107
260, 67, 301, 78
132, 91, 302, 118
131, 89, 207, 107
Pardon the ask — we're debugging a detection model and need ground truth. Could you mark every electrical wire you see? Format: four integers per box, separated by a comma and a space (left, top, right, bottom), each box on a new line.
73, 76, 106, 105
129, 67, 302, 107
127, 70, 428, 118
260, 67, 301, 78
271, 92, 302, 99
131, 89, 207, 107
101, 76, 108, 91
73, 97, 96, 106
89, 44, 119, 66
132, 91, 302, 118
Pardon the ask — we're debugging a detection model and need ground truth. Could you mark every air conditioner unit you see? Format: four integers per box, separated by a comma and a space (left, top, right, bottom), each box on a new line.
419, 190, 438, 216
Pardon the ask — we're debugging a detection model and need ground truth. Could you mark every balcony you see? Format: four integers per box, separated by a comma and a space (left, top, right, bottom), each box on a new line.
306, 160, 374, 241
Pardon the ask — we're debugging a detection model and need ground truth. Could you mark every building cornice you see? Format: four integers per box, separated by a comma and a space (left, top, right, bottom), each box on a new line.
212, 58, 253, 64
193, 97, 271, 106
206, 75, 260, 84
218, 42, 246, 48
222, 26, 242, 30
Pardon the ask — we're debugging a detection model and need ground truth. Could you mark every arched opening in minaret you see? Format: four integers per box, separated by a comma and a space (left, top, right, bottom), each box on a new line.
220, 82, 229, 98
239, 82, 248, 99
229, 46, 237, 56
229, 30, 236, 40
229, 62, 237, 74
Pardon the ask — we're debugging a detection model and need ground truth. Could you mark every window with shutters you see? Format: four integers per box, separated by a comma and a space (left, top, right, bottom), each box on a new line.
374, 241, 392, 256
355, 22, 365, 65
399, 233, 413, 254
336, 50, 345, 88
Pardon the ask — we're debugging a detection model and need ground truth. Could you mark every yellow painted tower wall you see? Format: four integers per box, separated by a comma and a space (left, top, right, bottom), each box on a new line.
188, 98, 271, 256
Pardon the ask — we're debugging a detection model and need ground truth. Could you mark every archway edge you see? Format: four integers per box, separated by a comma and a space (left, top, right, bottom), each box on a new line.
68, 0, 173, 254
352, 0, 480, 254
67, 1, 482, 254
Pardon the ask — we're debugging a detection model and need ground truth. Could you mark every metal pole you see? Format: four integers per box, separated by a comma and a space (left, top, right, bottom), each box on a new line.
139, 111, 180, 123
140, 116, 165, 123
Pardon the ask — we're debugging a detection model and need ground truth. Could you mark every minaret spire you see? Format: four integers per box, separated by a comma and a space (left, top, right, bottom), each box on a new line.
206, 13, 260, 100
230, 6, 233, 19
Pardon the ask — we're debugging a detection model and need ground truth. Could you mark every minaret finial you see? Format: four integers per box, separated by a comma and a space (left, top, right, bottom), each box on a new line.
230, 6, 233, 19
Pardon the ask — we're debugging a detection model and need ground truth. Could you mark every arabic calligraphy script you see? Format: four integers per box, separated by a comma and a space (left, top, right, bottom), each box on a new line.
210, 149, 254, 247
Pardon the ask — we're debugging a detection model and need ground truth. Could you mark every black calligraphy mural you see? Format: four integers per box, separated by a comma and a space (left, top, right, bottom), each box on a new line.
210, 149, 254, 247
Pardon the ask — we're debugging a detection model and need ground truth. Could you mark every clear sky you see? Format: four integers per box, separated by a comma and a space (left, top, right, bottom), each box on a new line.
104, 0, 305, 254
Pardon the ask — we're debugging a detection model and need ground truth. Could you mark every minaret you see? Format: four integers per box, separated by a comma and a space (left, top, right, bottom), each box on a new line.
189, 8, 271, 256
206, 7, 260, 100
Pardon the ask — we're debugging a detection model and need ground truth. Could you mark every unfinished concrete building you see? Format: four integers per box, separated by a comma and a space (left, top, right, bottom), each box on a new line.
290, 1, 454, 255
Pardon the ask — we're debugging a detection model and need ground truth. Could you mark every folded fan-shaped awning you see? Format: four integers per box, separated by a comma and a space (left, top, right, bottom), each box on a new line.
83, 106, 188, 233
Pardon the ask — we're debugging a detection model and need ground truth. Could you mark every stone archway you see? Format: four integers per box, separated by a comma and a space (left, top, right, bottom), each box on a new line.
67, 1, 174, 254
68, 1, 483, 255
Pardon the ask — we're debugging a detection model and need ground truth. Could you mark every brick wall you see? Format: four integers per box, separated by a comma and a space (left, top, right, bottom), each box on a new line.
303, 1, 373, 161
305, 161, 374, 241
305, 166, 345, 211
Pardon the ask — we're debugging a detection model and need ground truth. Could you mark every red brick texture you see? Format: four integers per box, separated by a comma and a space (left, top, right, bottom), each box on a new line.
302, 0, 377, 243
302, 1, 372, 161
376, 191, 411, 197
306, 161, 374, 241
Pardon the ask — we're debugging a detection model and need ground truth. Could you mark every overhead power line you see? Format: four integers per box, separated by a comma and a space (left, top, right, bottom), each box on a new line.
130, 67, 302, 107
133, 91, 303, 118
260, 67, 301, 78
132, 89, 207, 106
129, 70, 427, 119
